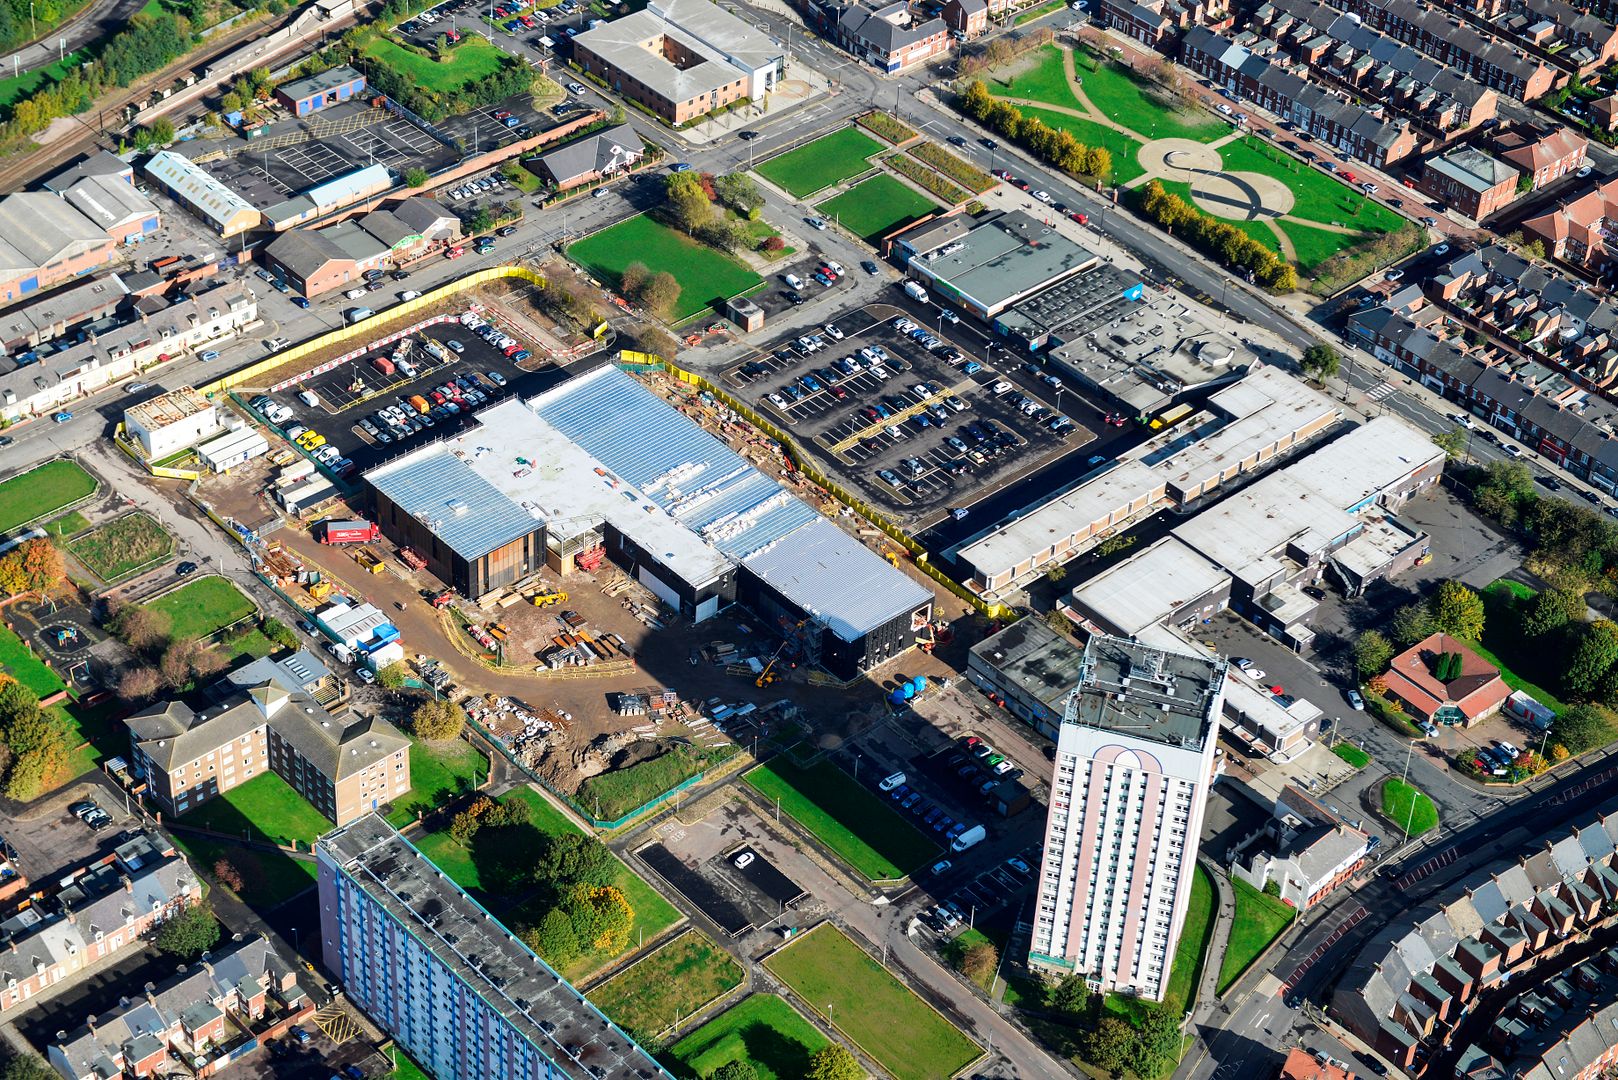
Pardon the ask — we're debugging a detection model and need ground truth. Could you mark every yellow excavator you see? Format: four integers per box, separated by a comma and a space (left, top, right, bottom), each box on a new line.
531, 590, 569, 607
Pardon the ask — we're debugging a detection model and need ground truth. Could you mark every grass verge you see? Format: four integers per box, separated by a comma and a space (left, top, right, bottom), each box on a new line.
576, 743, 735, 822
1215, 878, 1295, 993
358, 32, 511, 93
177, 770, 333, 847
1380, 778, 1439, 837
744, 759, 937, 880
764, 924, 982, 1080
1332, 743, 1371, 769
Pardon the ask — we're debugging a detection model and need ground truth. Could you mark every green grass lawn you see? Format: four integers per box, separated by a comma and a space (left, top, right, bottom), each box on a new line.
359, 32, 512, 93
45, 510, 90, 539
178, 771, 334, 847
816, 174, 939, 243
1332, 743, 1372, 769
66, 511, 173, 582
588, 930, 744, 1041
1216, 878, 1295, 993
1476, 581, 1570, 713
664, 993, 830, 1080
0, 621, 67, 700
1280, 219, 1369, 271
1011, 104, 1145, 184
1217, 136, 1403, 232
58, 697, 128, 780
992, 44, 1082, 110
0, 49, 86, 109
1380, 778, 1439, 838
172, 833, 315, 909
1155, 179, 1282, 253
568, 215, 763, 322
222, 627, 276, 664
1106, 862, 1213, 1021
744, 759, 937, 880
141, 575, 255, 641
0, 459, 96, 533
414, 786, 681, 976
388, 1050, 432, 1080
1014, 0, 1065, 25
385, 737, 489, 828
1070, 48, 1227, 142
764, 924, 982, 1080
755, 126, 884, 198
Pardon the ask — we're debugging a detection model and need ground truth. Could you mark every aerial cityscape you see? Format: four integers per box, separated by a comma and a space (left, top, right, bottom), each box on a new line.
0, 0, 1616, 1074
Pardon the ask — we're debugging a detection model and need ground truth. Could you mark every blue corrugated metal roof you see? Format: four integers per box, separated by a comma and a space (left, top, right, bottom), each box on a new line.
742, 517, 932, 641
305, 163, 390, 209
365, 447, 541, 560
533, 368, 819, 559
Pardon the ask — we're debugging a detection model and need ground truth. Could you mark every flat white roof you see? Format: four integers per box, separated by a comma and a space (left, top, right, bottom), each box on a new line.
957, 366, 1343, 582
957, 458, 1165, 576
1067, 536, 1229, 636
1171, 470, 1358, 586
1301, 416, 1444, 512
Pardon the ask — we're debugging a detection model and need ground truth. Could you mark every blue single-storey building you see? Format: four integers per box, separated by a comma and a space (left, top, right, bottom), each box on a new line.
275, 65, 367, 117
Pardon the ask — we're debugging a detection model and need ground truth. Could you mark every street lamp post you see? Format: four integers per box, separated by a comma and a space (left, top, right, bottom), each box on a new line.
1400, 739, 1417, 844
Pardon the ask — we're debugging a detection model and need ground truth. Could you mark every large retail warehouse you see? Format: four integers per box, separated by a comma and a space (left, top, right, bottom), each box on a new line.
365, 366, 934, 678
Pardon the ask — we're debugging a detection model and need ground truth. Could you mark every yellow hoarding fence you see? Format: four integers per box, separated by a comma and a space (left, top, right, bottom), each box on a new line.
200, 265, 547, 397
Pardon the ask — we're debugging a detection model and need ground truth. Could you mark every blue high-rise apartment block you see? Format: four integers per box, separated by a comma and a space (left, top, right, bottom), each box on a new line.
317, 814, 673, 1080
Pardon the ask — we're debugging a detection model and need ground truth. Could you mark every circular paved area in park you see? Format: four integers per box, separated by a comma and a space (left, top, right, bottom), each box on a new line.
1138, 137, 1296, 222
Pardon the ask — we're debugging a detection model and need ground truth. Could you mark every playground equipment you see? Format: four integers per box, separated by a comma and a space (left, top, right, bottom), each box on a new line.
53, 627, 80, 648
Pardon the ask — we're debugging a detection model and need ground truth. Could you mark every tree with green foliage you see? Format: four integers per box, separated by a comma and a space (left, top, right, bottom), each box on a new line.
376, 661, 408, 689
1522, 587, 1587, 638
1473, 459, 1536, 528
1390, 601, 1435, 647
1552, 702, 1615, 754
1353, 629, 1394, 680
805, 1045, 862, 1080
1300, 343, 1340, 379
261, 617, 297, 651
1081, 1016, 1134, 1074
404, 166, 430, 187
561, 882, 632, 954
619, 261, 650, 299
1567, 620, 1618, 700
467, 206, 494, 235
0, 1050, 57, 1080
1429, 581, 1485, 641
1127, 1006, 1185, 1079
664, 171, 713, 233
533, 832, 616, 889
411, 698, 466, 741
154, 903, 221, 959
711, 172, 762, 214
639, 271, 682, 319
1050, 973, 1090, 1016
0, 683, 69, 803
1433, 427, 1469, 461
709, 1062, 757, 1080
521, 907, 580, 966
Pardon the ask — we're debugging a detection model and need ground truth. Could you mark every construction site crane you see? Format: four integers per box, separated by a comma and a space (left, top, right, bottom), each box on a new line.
756, 619, 805, 687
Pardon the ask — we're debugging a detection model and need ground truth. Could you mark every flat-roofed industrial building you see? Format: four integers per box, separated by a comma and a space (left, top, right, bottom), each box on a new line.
365, 366, 934, 678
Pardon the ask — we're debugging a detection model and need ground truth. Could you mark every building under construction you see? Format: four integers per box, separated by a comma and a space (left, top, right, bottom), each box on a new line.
363, 366, 934, 678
